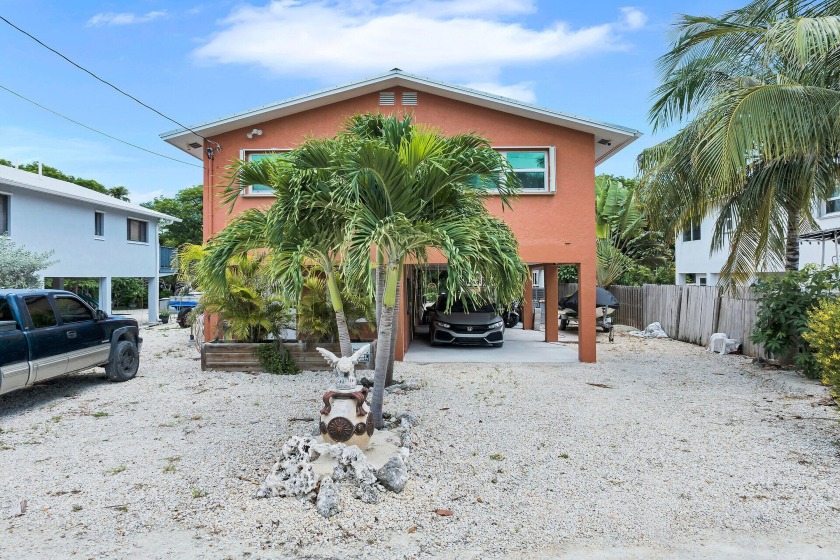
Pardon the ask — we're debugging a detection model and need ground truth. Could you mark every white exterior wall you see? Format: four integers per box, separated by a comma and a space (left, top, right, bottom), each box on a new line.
1, 183, 161, 278
676, 207, 840, 286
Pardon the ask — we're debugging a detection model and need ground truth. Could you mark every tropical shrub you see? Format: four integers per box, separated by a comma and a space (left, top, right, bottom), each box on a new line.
0, 237, 55, 288
255, 342, 300, 375
751, 266, 840, 378
296, 274, 373, 343
803, 298, 840, 394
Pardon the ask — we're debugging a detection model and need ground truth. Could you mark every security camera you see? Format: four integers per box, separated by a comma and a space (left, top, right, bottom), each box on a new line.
206, 147, 215, 160
247, 129, 263, 139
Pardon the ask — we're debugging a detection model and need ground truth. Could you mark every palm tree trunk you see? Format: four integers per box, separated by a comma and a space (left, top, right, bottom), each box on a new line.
371, 261, 399, 428
371, 303, 394, 428
385, 279, 400, 386
785, 208, 801, 272
324, 265, 352, 357
375, 251, 385, 329
334, 310, 353, 358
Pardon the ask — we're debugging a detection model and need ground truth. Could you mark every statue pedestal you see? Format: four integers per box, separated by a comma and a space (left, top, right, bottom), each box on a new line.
319, 387, 373, 449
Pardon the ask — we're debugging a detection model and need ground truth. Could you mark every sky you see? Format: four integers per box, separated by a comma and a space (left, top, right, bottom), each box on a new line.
0, 0, 746, 203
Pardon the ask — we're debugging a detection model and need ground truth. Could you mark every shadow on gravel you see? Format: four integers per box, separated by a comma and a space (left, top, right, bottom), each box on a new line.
0, 372, 110, 419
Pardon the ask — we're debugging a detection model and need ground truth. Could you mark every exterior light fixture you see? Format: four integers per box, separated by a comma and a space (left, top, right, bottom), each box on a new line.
247, 129, 263, 139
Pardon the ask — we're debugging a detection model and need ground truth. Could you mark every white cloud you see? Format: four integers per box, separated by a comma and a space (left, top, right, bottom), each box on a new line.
192, 1, 645, 86
87, 11, 167, 27
463, 81, 536, 103
620, 7, 647, 30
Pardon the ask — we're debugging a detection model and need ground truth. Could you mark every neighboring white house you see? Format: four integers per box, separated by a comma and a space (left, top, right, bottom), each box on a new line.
0, 165, 179, 322
675, 190, 840, 286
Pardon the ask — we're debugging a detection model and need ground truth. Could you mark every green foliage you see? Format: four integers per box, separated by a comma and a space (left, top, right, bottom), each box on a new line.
616, 263, 675, 286
296, 274, 373, 343
255, 342, 300, 375
595, 175, 672, 287
638, 2, 840, 287
558, 266, 578, 283
141, 185, 203, 247
197, 254, 294, 343
0, 237, 56, 288
803, 297, 840, 395
111, 278, 146, 308
751, 265, 840, 377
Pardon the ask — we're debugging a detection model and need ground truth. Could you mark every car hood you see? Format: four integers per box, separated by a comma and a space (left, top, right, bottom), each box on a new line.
435, 311, 501, 325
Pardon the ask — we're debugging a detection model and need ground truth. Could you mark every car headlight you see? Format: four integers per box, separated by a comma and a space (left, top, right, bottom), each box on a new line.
490, 320, 504, 329
434, 320, 451, 329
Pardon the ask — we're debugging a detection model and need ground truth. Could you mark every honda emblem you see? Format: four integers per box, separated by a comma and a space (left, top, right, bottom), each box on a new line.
467, 326, 473, 332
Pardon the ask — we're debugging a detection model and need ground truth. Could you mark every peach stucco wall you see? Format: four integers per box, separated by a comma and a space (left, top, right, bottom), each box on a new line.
201, 87, 598, 362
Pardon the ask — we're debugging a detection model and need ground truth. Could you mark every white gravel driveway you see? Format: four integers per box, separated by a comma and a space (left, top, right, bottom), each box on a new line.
1, 323, 838, 559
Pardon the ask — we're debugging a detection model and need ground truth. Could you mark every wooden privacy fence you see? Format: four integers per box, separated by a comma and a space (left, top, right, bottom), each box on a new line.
554, 282, 767, 359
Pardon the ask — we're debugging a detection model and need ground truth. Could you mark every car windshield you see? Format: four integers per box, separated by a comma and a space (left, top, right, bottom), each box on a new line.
436, 294, 496, 313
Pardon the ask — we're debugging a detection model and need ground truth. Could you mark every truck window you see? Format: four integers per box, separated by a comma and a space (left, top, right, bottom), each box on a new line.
54, 296, 94, 324
0, 299, 13, 321
24, 296, 57, 328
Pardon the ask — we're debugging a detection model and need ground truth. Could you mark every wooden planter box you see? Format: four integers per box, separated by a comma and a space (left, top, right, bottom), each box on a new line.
202, 341, 368, 372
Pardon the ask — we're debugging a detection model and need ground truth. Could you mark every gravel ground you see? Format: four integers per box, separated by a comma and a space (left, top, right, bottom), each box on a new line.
1, 320, 838, 560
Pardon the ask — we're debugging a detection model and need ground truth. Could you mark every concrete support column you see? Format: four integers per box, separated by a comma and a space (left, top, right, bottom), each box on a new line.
523, 268, 534, 330
53, 277, 64, 290
577, 261, 597, 363
98, 277, 112, 314
544, 264, 558, 343
147, 277, 159, 324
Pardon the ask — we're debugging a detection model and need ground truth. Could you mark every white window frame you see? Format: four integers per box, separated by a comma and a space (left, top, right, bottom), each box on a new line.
825, 188, 840, 216
491, 146, 556, 194
240, 149, 290, 197
0, 191, 10, 236
682, 221, 701, 242
94, 211, 105, 239
126, 217, 149, 244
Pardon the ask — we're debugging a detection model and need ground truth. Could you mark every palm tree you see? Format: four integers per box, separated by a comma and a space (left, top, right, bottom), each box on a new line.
595, 176, 669, 287
204, 142, 358, 357
638, 0, 840, 287
335, 114, 528, 427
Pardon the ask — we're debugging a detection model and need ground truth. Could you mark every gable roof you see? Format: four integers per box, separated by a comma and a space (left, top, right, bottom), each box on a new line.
0, 165, 179, 222
160, 70, 641, 165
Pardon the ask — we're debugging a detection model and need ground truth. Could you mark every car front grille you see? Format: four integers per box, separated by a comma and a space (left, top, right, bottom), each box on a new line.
450, 324, 490, 333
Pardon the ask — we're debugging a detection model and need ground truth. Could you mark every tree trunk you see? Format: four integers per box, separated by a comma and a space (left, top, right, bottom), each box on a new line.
325, 264, 352, 357
785, 208, 801, 272
385, 280, 400, 386
371, 302, 394, 428
334, 310, 353, 358
375, 256, 385, 329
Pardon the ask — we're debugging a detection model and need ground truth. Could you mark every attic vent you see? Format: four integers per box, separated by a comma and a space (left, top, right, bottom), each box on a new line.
379, 92, 395, 106
597, 138, 612, 146
402, 92, 418, 106
188, 142, 202, 149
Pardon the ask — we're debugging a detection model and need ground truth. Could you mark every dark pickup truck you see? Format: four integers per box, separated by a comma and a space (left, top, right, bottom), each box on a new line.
0, 289, 142, 397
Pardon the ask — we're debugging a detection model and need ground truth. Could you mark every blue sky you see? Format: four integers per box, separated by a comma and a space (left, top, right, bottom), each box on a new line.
0, 0, 744, 202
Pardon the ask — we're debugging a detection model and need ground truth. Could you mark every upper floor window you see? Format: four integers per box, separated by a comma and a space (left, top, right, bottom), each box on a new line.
0, 193, 9, 235
503, 151, 549, 192
243, 150, 289, 195
94, 211, 105, 237
826, 187, 840, 215
127, 218, 148, 243
683, 221, 701, 242
471, 149, 554, 193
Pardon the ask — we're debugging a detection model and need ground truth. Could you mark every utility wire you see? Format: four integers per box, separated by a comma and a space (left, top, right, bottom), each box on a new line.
0, 84, 203, 168
0, 15, 212, 143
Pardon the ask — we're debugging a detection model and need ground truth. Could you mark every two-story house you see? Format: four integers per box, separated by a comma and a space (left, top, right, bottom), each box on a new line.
160, 70, 640, 362
0, 164, 178, 322
675, 189, 840, 286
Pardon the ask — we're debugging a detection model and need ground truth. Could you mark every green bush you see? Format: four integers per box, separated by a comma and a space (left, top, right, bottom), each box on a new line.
0, 237, 55, 288
255, 342, 300, 375
751, 265, 840, 378
802, 298, 840, 395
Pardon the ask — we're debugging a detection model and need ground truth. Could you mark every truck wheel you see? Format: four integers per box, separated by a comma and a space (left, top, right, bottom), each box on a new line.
105, 340, 139, 382
177, 308, 191, 328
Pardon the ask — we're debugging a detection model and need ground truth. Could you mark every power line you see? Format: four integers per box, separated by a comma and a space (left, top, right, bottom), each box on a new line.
0, 84, 203, 168
0, 15, 214, 145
